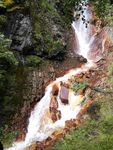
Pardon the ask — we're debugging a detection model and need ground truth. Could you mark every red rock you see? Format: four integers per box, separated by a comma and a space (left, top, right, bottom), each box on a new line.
60, 86, 69, 104
49, 96, 61, 122
50, 96, 58, 111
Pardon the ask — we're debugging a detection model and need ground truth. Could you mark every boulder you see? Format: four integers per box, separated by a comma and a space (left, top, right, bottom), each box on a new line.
50, 96, 58, 112
60, 86, 69, 104
49, 96, 61, 122
51, 84, 59, 96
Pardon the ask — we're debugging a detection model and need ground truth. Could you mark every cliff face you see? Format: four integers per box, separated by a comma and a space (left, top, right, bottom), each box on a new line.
5, 0, 75, 60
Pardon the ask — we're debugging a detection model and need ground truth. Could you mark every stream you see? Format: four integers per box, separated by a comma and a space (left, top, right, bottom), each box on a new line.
5, 1, 102, 150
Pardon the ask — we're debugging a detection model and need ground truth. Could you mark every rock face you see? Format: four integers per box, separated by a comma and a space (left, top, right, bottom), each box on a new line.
88, 27, 113, 62
8, 13, 32, 53
5, 0, 67, 60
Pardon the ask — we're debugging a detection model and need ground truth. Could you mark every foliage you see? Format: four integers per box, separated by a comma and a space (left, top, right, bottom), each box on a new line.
55, 0, 76, 25
71, 81, 88, 93
91, 0, 113, 25
26, 55, 42, 67
105, 62, 113, 88
108, 62, 113, 75
28, 0, 65, 57
0, 0, 14, 8
0, 33, 18, 68
0, 33, 11, 49
0, 15, 7, 27
0, 125, 15, 147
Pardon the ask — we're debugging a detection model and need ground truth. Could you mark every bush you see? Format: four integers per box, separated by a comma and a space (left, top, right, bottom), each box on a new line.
0, 51, 18, 68
71, 81, 88, 93
0, 15, 7, 27
0, 125, 15, 147
0, 33, 18, 68
26, 55, 42, 67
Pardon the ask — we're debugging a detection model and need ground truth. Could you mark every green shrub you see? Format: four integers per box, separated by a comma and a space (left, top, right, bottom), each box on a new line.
0, 125, 15, 147
0, 33, 11, 49
0, 15, 7, 27
26, 55, 42, 67
0, 51, 18, 68
0, 33, 18, 68
71, 81, 88, 93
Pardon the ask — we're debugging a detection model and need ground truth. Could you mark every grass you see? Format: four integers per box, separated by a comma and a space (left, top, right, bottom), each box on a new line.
52, 114, 113, 150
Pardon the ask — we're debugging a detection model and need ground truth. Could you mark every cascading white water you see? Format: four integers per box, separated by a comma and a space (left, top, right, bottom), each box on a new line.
72, 1, 95, 60
6, 1, 96, 150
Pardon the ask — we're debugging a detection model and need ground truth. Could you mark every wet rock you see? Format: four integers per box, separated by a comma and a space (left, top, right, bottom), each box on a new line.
60, 86, 69, 104
71, 27, 80, 53
50, 110, 61, 123
77, 88, 85, 95
50, 96, 61, 122
50, 96, 58, 111
51, 84, 59, 96
78, 55, 87, 63
65, 120, 76, 128
25, 143, 37, 150
88, 27, 113, 62
52, 130, 64, 140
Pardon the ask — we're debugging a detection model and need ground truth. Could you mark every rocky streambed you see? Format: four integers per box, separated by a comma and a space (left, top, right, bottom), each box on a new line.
24, 45, 113, 150
11, 51, 87, 142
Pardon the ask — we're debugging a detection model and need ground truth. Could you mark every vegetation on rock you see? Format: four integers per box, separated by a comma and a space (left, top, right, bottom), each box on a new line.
71, 81, 88, 93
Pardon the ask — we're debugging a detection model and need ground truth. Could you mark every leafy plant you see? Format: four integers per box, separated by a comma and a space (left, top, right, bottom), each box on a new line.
26, 55, 42, 67
0, 0, 14, 8
0, 33, 18, 68
91, 0, 113, 25
0, 125, 15, 147
71, 81, 88, 93
0, 15, 7, 26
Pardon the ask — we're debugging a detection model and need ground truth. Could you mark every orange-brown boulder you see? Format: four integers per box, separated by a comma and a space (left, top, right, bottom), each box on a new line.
51, 84, 59, 96
49, 96, 61, 122
50, 96, 58, 111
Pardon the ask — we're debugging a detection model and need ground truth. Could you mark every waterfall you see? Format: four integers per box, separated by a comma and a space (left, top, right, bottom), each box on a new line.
72, 0, 94, 60
6, 1, 96, 150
